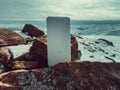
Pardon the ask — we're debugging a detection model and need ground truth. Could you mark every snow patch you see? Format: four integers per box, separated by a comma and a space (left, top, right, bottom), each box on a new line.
76, 35, 120, 62
7, 44, 32, 58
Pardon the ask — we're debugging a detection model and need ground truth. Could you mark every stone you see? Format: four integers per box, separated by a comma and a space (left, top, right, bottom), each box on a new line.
0, 47, 13, 72
0, 47, 12, 64
12, 61, 40, 70
29, 35, 78, 66
0, 29, 27, 46
96, 38, 114, 47
0, 62, 120, 90
71, 35, 79, 61
30, 34, 78, 60
22, 24, 45, 38
15, 35, 78, 68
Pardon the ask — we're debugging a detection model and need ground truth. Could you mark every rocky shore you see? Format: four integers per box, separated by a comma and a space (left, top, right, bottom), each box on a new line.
0, 62, 120, 90
0, 24, 120, 90
0, 24, 79, 72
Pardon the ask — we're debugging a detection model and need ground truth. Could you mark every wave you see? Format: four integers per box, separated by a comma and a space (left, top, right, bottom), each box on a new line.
0, 24, 24, 30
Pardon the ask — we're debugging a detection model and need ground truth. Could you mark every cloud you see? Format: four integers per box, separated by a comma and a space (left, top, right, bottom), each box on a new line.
0, 0, 120, 20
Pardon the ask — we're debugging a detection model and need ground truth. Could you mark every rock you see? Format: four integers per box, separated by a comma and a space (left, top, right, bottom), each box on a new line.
29, 35, 78, 65
0, 62, 120, 89
0, 47, 12, 64
0, 64, 5, 74
76, 27, 88, 30
104, 56, 116, 63
0, 47, 13, 72
30, 35, 47, 61
22, 24, 45, 38
12, 61, 40, 70
71, 35, 78, 61
90, 56, 94, 58
75, 35, 83, 39
0, 29, 27, 46
14, 51, 48, 68
14, 35, 78, 68
78, 50, 82, 60
14, 52, 33, 61
95, 38, 114, 47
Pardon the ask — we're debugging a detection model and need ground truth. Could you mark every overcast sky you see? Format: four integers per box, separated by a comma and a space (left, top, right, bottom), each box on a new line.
0, 0, 120, 20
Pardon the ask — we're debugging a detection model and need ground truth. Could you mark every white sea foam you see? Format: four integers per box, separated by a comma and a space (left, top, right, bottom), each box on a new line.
7, 44, 32, 58
76, 35, 120, 62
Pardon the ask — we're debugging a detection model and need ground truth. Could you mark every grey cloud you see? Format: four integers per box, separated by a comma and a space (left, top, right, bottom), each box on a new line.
0, 0, 120, 20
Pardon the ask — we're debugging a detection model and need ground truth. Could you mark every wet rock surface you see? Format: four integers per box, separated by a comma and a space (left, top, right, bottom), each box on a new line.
0, 62, 120, 90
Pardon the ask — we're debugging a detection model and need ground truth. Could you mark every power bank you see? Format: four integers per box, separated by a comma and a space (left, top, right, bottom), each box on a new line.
47, 17, 71, 66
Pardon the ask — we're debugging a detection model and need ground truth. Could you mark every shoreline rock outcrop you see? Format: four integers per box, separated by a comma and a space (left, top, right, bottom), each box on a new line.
0, 61, 120, 90
95, 38, 114, 47
0, 29, 27, 46
22, 24, 45, 38
0, 47, 13, 73
14, 35, 79, 69
30, 34, 78, 62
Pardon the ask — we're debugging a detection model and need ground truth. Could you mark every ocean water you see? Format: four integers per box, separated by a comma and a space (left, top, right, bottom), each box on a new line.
0, 20, 120, 36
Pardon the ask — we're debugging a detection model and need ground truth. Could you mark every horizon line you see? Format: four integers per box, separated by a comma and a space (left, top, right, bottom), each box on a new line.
0, 19, 120, 21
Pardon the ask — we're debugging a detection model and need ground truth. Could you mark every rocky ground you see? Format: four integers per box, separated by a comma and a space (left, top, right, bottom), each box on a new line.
0, 62, 120, 90
0, 24, 120, 90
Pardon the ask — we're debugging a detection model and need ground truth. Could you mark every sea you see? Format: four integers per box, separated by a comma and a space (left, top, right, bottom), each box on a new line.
0, 20, 120, 37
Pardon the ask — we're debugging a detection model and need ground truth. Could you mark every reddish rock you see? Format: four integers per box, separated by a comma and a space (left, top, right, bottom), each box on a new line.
0, 47, 13, 72
0, 29, 27, 46
14, 52, 33, 61
22, 24, 45, 38
29, 35, 48, 67
0, 62, 120, 90
0, 47, 12, 64
12, 61, 40, 70
28, 35, 78, 67
14, 35, 78, 69
30, 35, 78, 61
71, 35, 79, 61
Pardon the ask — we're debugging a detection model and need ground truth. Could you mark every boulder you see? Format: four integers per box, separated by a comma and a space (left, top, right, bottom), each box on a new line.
14, 51, 48, 68
12, 61, 40, 70
22, 24, 45, 38
0, 29, 27, 46
30, 35, 78, 66
14, 35, 78, 68
71, 35, 79, 61
0, 62, 120, 90
95, 38, 114, 47
0, 47, 12, 64
30, 35, 78, 60
0, 47, 13, 73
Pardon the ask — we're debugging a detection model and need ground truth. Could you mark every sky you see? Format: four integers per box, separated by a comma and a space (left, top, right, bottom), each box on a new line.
0, 0, 120, 20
